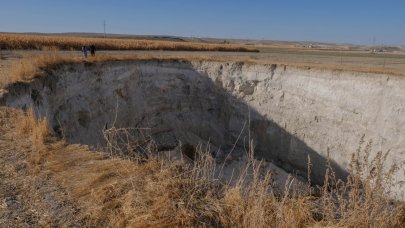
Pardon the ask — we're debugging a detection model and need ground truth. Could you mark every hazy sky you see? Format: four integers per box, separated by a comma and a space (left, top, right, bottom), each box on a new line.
0, 0, 404, 45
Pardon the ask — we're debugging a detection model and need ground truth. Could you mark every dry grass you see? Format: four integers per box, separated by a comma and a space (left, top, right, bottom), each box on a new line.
0, 33, 258, 52
4, 49, 404, 90
16, 109, 50, 168
2, 51, 401, 89
4, 51, 259, 84
12, 110, 405, 227
7, 51, 83, 83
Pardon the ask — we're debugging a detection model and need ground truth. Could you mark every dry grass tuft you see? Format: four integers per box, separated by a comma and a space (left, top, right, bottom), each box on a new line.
313, 140, 405, 227
16, 109, 50, 167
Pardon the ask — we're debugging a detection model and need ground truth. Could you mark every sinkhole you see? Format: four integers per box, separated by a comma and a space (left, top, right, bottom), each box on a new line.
3, 59, 404, 198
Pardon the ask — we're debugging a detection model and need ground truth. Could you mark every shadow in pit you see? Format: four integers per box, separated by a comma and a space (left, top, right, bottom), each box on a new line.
0, 60, 348, 185
195, 63, 348, 185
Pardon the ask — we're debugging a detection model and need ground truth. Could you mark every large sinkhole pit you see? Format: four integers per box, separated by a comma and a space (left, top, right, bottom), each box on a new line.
2, 60, 405, 199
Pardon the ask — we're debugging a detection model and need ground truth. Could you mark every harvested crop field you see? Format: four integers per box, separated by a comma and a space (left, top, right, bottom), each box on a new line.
0, 33, 259, 52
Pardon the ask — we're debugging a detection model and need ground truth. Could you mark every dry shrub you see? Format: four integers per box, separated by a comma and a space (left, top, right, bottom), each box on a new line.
103, 127, 153, 161
219, 152, 314, 228
314, 139, 405, 227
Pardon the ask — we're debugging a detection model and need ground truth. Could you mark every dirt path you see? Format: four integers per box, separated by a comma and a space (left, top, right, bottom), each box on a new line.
0, 108, 85, 227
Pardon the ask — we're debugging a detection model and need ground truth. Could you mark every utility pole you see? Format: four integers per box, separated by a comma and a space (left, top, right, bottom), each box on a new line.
371, 36, 377, 53
103, 20, 106, 38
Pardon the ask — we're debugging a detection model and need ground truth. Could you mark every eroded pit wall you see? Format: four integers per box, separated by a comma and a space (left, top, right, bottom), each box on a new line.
2, 60, 404, 198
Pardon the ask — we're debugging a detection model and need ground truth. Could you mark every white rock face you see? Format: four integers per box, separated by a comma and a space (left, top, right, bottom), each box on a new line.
2, 60, 404, 199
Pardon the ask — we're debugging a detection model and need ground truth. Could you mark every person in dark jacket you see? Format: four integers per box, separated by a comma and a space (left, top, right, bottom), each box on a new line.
90, 45, 96, 57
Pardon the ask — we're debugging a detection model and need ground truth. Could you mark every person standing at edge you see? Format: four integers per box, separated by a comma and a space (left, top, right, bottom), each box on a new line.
81, 45, 89, 58
90, 45, 96, 57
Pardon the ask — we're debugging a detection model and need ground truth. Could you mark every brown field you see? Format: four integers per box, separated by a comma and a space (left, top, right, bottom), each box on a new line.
0, 33, 259, 52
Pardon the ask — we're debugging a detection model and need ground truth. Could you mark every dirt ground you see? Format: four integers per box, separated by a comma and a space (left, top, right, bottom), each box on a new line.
0, 54, 81, 226
0, 108, 86, 227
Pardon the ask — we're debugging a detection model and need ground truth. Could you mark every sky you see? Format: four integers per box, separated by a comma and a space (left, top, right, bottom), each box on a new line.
0, 0, 404, 45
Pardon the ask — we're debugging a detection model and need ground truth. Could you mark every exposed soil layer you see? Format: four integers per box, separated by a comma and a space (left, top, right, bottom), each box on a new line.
2, 60, 404, 199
